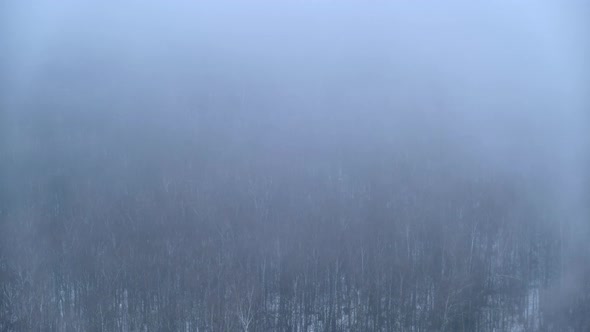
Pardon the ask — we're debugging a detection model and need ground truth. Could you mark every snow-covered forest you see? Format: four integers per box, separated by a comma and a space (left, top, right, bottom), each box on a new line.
1, 2, 589, 331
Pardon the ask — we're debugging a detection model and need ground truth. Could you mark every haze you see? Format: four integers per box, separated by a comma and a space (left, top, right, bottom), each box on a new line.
1, 1, 588, 331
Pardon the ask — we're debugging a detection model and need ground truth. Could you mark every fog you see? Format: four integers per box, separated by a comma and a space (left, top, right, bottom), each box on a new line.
1, 1, 589, 331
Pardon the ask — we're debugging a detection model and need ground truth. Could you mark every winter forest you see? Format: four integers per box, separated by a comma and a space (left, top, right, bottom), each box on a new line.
1, 2, 589, 331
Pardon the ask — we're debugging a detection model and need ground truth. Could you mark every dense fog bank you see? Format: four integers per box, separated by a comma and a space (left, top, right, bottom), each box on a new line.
1, 1, 589, 331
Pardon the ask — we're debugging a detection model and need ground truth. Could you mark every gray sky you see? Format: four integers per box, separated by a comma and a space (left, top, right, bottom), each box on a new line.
2, 1, 588, 213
